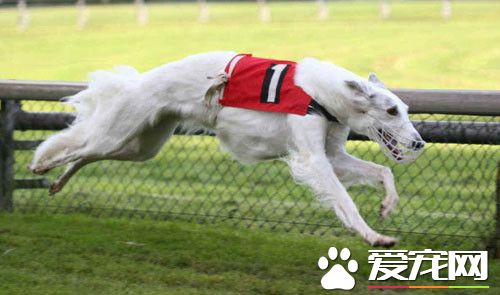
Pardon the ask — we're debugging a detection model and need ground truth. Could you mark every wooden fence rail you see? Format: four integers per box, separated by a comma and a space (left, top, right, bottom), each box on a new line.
1, 79, 500, 115
9, 111, 500, 145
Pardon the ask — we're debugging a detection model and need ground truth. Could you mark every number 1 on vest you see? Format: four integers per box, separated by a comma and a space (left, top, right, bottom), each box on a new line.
260, 64, 290, 104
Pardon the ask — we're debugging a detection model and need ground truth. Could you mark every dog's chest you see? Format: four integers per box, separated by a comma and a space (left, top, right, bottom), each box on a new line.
220, 54, 313, 116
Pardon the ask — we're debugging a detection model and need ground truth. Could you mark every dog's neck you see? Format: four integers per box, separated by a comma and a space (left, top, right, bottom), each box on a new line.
307, 100, 339, 122
296, 58, 363, 124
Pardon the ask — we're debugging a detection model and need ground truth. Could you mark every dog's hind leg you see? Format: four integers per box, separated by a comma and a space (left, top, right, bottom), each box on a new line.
30, 125, 87, 175
49, 158, 95, 195
46, 116, 179, 194
287, 115, 397, 247
31, 110, 166, 175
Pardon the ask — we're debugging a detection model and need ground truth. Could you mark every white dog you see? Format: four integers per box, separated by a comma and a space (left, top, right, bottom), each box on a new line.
30, 51, 425, 246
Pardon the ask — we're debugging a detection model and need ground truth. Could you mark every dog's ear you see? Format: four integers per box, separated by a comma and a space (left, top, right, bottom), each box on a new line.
368, 73, 386, 89
60, 95, 73, 103
345, 80, 368, 97
345, 80, 372, 108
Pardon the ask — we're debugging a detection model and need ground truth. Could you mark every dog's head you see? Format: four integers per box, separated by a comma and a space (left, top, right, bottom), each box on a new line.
341, 74, 425, 163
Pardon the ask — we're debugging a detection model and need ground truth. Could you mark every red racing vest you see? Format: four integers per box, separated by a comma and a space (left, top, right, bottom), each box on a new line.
220, 54, 313, 116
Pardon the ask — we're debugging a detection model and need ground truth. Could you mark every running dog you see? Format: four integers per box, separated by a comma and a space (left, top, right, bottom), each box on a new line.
30, 52, 425, 246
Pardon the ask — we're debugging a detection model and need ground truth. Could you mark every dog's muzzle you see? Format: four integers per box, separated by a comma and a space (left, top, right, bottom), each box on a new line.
411, 140, 425, 150
368, 124, 425, 164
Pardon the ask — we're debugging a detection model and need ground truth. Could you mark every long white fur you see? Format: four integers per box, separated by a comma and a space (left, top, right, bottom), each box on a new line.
30, 51, 425, 247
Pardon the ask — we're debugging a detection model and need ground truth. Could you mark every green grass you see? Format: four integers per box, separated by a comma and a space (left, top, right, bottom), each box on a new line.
1, 1, 500, 89
1, 1, 499, 293
1, 213, 499, 294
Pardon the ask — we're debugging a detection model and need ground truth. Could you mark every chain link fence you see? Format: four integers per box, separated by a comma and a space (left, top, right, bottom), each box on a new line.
1, 81, 499, 251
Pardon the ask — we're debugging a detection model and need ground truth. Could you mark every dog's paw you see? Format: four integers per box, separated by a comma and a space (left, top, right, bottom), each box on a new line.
48, 182, 62, 195
380, 195, 398, 219
368, 234, 397, 248
29, 165, 50, 175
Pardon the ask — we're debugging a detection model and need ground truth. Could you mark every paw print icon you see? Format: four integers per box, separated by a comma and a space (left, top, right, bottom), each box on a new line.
318, 247, 358, 290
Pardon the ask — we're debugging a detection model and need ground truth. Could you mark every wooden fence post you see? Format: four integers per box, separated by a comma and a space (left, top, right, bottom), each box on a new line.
134, 0, 148, 25
257, 0, 270, 23
489, 162, 500, 258
198, 0, 209, 23
317, 0, 329, 21
17, 0, 30, 32
0, 100, 17, 212
380, 0, 391, 19
442, 0, 452, 19
76, 0, 89, 29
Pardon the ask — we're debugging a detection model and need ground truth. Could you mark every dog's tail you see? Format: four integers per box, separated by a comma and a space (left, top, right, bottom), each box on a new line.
65, 65, 141, 123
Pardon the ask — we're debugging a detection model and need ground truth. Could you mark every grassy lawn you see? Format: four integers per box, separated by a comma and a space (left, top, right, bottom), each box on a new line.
0, 1, 499, 89
1, 1, 499, 293
1, 213, 499, 294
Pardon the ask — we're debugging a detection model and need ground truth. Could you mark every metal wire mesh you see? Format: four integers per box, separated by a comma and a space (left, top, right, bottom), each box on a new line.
3, 100, 500, 249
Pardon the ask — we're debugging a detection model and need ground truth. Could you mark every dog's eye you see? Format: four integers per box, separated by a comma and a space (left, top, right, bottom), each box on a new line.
386, 106, 398, 116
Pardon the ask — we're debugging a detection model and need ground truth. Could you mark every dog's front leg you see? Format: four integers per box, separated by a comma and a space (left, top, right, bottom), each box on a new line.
287, 115, 397, 247
328, 153, 399, 219
325, 125, 399, 218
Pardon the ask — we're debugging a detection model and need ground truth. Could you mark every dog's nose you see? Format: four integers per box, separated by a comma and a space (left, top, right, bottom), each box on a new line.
411, 140, 425, 150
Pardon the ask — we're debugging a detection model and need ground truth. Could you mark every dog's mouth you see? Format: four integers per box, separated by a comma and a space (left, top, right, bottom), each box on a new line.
379, 129, 403, 162
369, 126, 424, 164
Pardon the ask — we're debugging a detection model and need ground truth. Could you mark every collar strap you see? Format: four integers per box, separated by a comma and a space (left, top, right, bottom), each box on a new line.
307, 99, 339, 122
